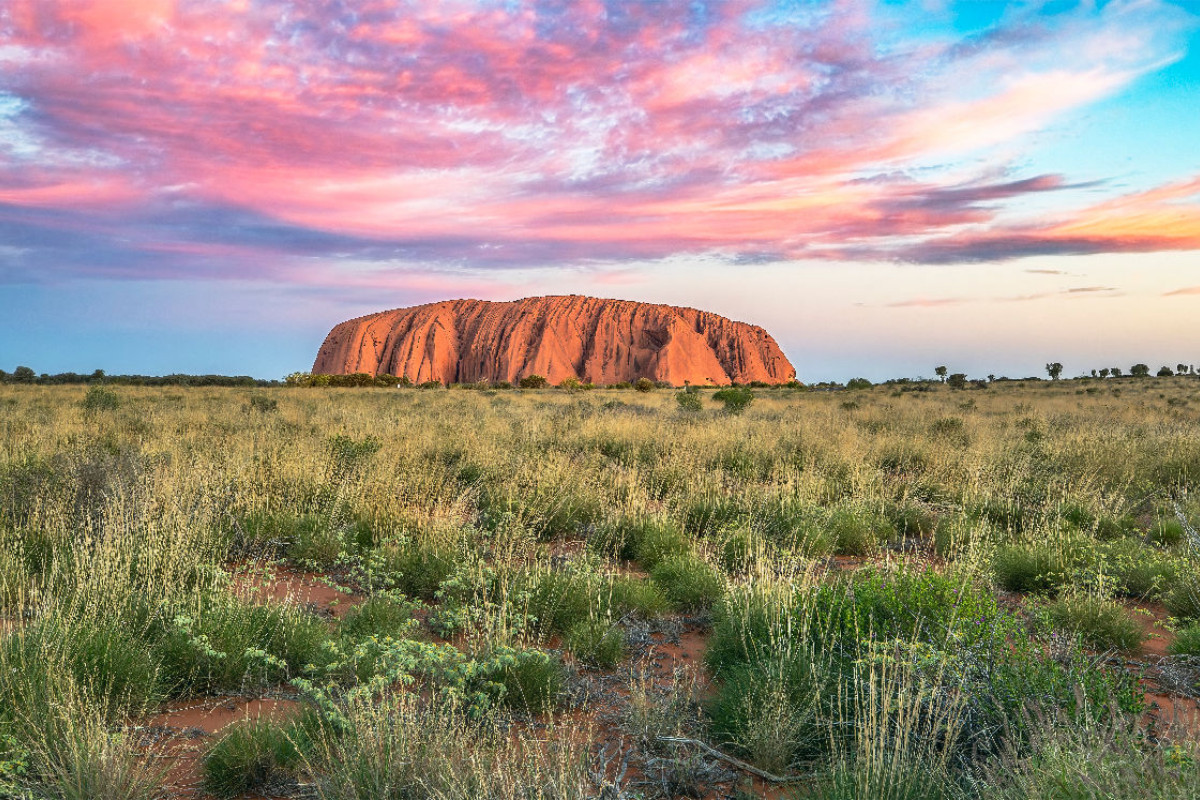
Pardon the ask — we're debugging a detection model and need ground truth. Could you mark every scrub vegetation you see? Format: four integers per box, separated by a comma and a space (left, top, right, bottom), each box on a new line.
0, 376, 1198, 798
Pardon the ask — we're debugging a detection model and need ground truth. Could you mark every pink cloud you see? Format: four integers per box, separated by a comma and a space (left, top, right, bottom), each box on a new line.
0, 0, 1196, 277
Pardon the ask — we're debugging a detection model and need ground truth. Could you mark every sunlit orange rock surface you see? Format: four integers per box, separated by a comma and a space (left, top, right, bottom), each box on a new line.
313, 295, 796, 386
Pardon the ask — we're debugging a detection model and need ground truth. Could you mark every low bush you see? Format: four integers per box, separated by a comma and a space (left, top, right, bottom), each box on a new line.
339, 595, 419, 640
985, 714, 1199, 800
651, 555, 724, 612
1101, 538, 1178, 599
150, 597, 329, 694
827, 507, 893, 556
1149, 517, 1185, 547
712, 386, 754, 414
303, 693, 591, 800
1164, 575, 1200, 621
3, 620, 160, 720
589, 515, 689, 568
492, 649, 565, 712
681, 494, 745, 538
707, 648, 830, 772
675, 390, 703, 412
992, 543, 1066, 594
1038, 594, 1145, 653
887, 502, 938, 538
566, 618, 626, 668
202, 716, 301, 798
1168, 623, 1200, 657
81, 386, 120, 412
608, 575, 671, 618
377, 536, 462, 601
809, 758, 959, 800
519, 569, 594, 636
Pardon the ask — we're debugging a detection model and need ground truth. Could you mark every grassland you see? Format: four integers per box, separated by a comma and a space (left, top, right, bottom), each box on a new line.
0, 377, 1198, 799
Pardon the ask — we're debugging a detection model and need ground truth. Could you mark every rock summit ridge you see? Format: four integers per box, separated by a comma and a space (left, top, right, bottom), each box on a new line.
312, 295, 796, 386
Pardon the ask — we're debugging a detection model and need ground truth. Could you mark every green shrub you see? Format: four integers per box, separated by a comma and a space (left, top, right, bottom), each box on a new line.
650, 555, 724, 612
378, 538, 461, 601
493, 649, 564, 712
707, 649, 830, 772
932, 516, 973, 558
1094, 514, 1138, 540
608, 575, 671, 617
1164, 575, 1200, 620
520, 569, 594, 636
81, 386, 120, 412
887, 502, 937, 538
302, 693, 591, 800
339, 596, 419, 640
566, 618, 626, 668
19, 703, 165, 800
1168, 623, 1200, 657
591, 516, 689, 568
150, 598, 330, 694
827, 507, 893, 556
675, 390, 703, 412
987, 715, 1199, 800
246, 394, 278, 413
712, 386, 754, 414
1150, 517, 1185, 547
1101, 538, 1178, 599
682, 494, 744, 537
992, 543, 1065, 594
809, 758, 959, 800
518, 375, 548, 389
202, 716, 301, 798
634, 377, 654, 393
287, 521, 354, 568
1039, 594, 1144, 653
0, 619, 160, 724
327, 434, 382, 475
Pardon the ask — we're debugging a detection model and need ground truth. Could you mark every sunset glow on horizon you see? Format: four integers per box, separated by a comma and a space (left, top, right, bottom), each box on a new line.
2, 0, 1198, 380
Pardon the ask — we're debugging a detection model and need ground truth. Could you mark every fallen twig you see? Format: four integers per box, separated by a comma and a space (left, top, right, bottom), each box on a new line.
656, 736, 810, 784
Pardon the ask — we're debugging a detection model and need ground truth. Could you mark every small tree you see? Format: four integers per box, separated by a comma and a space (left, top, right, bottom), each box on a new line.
846, 377, 872, 390
12, 366, 35, 384
712, 387, 754, 414
1099, 368, 1110, 378
675, 390, 703, 412
946, 373, 968, 390
1130, 364, 1150, 378
1157, 366, 1174, 377
1111, 367, 1122, 378
935, 366, 948, 382
519, 375, 549, 389
1177, 364, 1188, 376
1045, 362, 1063, 380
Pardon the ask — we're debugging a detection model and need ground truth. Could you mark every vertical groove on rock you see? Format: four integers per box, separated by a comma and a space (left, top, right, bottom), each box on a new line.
312, 296, 796, 386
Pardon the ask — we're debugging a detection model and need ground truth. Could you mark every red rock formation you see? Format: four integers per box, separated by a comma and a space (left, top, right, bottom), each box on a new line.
312, 295, 797, 386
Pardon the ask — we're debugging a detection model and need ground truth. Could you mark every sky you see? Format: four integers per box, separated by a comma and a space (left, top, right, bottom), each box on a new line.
1, 0, 1198, 382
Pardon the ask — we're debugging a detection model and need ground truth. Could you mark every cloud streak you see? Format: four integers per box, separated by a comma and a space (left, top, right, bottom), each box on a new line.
0, 0, 1197, 285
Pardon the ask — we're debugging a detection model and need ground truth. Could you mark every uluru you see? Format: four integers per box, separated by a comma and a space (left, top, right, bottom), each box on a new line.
312, 295, 796, 386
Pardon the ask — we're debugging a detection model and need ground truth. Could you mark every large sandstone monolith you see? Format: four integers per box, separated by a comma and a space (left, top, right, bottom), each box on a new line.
312, 295, 796, 386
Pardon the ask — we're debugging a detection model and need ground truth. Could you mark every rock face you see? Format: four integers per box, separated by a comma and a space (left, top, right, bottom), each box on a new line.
312, 295, 796, 386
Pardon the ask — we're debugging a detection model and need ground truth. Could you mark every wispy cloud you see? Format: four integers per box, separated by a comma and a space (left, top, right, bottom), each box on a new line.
0, 0, 1196, 285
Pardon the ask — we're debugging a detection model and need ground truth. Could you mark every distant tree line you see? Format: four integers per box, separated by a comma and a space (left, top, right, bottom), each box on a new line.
0, 366, 277, 387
